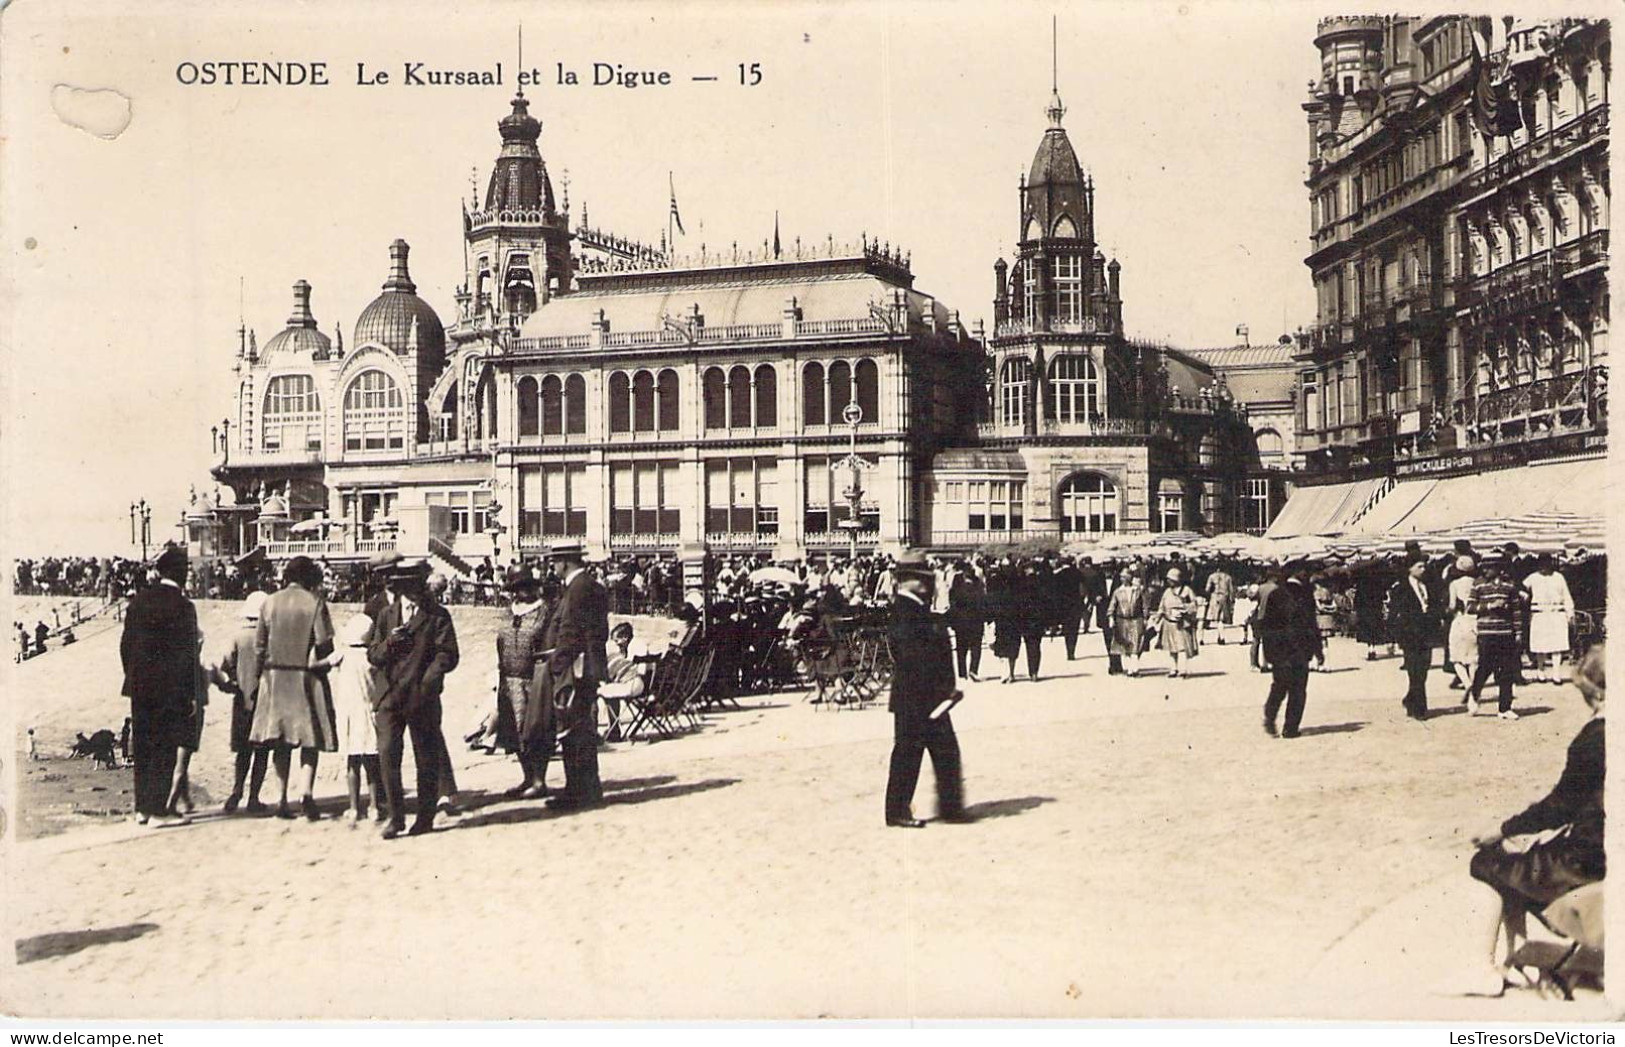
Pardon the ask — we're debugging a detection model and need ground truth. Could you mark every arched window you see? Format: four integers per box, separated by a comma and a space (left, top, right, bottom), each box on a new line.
703, 367, 727, 430
1000, 357, 1031, 428
1255, 428, 1284, 460
540, 375, 564, 435
656, 369, 680, 431
342, 369, 406, 452
828, 361, 852, 420
1048, 354, 1099, 423
565, 373, 587, 434
1023, 217, 1039, 242
728, 366, 753, 429
632, 371, 656, 432
803, 362, 826, 425
1052, 215, 1079, 238
1058, 472, 1119, 534
854, 358, 879, 424
608, 372, 631, 433
262, 374, 322, 452
439, 387, 458, 441
754, 364, 777, 428
517, 376, 538, 436
477, 370, 495, 440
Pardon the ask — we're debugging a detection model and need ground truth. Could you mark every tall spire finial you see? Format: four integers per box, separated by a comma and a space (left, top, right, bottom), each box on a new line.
516, 24, 524, 97
1046, 14, 1065, 128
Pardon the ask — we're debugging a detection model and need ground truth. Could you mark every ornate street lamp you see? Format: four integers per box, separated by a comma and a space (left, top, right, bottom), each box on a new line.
835, 401, 867, 562
129, 499, 152, 560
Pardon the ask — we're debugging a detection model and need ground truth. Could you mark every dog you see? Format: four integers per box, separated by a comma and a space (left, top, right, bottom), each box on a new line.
69, 729, 120, 769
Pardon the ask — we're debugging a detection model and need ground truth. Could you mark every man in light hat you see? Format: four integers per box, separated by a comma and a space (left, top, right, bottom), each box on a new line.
209, 589, 271, 814
367, 557, 460, 837
883, 550, 972, 827
538, 540, 609, 810
119, 544, 197, 827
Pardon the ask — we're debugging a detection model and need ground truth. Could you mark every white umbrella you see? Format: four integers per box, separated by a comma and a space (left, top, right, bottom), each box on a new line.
748, 566, 802, 587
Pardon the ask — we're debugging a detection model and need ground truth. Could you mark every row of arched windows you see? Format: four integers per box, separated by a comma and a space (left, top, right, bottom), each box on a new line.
803, 359, 880, 426
608, 369, 681, 434
261, 370, 411, 453
998, 354, 1102, 427
704, 365, 777, 430
517, 373, 590, 436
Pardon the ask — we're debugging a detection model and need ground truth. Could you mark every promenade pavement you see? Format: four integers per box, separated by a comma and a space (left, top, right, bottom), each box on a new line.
3, 622, 1612, 1020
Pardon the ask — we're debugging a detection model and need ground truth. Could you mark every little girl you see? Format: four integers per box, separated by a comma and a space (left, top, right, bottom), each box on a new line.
329, 613, 384, 824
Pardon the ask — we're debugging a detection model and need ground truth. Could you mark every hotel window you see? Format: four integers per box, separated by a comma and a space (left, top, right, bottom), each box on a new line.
608, 372, 631, 433
424, 489, 493, 535
1247, 478, 1271, 532
1022, 259, 1037, 321
632, 371, 657, 432
610, 460, 681, 535
944, 481, 964, 503
565, 374, 588, 434
540, 375, 564, 435
802, 362, 826, 425
703, 367, 727, 430
653, 370, 678, 432
1052, 255, 1082, 323
517, 376, 539, 436
854, 359, 879, 425
519, 464, 587, 537
754, 365, 778, 428
965, 480, 1025, 532
342, 370, 406, 452
828, 361, 852, 420
437, 388, 458, 442
1047, 354, 1100, 423
803, 455, 878, 535
1158, 490, 1184, 533
704, 457, 779, 535
262, 374, 322, 452
999, 357, 1031, 428
1057, 472, 1118, 534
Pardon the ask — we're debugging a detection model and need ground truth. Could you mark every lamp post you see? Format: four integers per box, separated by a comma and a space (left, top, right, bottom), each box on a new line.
836, 402, 866, 562
129, 499, 152, 560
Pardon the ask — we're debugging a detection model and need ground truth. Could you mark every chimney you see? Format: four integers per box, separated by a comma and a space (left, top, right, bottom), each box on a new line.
993, 258, 1009, 326
287, 280, 317, 328
382, 239, 417, 293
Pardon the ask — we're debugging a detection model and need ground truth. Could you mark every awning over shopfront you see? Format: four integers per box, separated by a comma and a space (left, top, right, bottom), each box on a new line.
1367, 458, 1603, 537
1263, 477, 1389, 539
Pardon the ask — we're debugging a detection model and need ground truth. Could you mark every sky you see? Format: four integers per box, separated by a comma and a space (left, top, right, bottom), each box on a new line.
2, 0, 1325, 556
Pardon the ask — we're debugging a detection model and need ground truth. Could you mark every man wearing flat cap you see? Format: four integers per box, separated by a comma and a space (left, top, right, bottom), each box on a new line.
367, 557, 460, 837
884, 550, 972, 828
538, 540, 609, 809
119, 544, 199, 827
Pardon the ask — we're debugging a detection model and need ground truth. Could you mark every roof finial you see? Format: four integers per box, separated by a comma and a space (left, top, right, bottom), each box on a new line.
1046, 14, 1065, 128
516, 24, 524, 98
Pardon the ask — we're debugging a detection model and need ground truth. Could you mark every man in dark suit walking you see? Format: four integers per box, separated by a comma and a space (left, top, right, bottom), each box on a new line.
884, 551, 972, 828
119, 545, 199, 827
1387, 556, 1437, 721
1258, 562, 1324, 739
1050, 557, 1087, 660
367, 559, 460, 838
540, 541, 610, 811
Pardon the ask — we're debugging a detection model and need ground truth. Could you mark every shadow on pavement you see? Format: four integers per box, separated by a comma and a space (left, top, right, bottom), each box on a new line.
453, 777, 740, 829
16, 922, 159, 964
1295, 721, 1367, 737
960, 795, 1056, 821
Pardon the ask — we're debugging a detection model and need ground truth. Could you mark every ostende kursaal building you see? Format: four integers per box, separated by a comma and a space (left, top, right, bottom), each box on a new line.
195, 75, 1293, 574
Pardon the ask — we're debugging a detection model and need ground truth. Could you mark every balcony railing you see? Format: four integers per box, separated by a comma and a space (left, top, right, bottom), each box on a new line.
607, 532, 681, 550
1451, 366, 1607, 447
512, 315, 893, 354
803, 530, 881, 548
1554, 229, 1610, 278
260, 538, 397, 559
704, 531, 779, 549
1461, 104, 1609, 198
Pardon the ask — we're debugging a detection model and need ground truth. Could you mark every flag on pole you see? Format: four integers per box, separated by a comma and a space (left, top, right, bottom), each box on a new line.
668, 173, 685, 236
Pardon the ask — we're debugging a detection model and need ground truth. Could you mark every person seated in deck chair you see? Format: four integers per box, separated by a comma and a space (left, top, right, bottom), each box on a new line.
598, 623, 651, 743
1454, 641, 1605, 998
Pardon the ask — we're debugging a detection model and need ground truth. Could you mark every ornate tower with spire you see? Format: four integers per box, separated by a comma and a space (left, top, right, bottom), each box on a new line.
458, 89, 574, 338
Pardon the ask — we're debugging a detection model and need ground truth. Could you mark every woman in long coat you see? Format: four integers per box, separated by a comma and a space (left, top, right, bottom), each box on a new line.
496, 566, 554, 798
249, 556, 337, 820
1526, 555, 1575, 682
1107, 568, 1148, 677
986, 566, 1024, 684
1156, 567, 1200, 678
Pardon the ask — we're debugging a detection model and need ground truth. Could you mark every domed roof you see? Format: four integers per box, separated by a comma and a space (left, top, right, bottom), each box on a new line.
1028, 90, 1085, 188
262, 280, 333, 359
354, 240, 445, 358
485, 94, 555, 215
